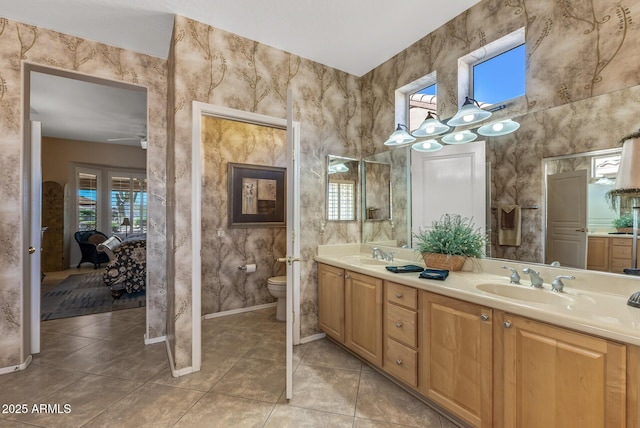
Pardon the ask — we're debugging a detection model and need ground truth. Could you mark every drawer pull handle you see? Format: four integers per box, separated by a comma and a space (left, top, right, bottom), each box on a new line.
396, 359, 403, 365
503, 321, 512, 328
395, 322, 402, 328
480, 314, 489, 321
395, 293, 403, 298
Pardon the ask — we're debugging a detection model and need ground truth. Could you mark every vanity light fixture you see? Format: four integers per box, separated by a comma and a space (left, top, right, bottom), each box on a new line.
384, 123, 416, 146
411, 139, 443, 152
441, 130, 477, 144
477, 119, 520, 137
447, 97, 492, 127
328, 163, 349, 174
411, 112, 450, 137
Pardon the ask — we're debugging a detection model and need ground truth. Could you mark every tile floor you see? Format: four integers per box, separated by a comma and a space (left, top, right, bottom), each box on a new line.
1, 273, 460, 427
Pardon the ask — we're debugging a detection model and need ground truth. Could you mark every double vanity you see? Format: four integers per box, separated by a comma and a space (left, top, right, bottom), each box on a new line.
315, 244, 640, 428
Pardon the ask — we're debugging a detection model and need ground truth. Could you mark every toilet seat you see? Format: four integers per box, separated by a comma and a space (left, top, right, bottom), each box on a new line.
268, 276, 286, 286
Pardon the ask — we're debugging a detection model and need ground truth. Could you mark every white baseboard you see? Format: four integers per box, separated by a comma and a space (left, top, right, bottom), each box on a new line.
202, 302, 277, 320
0, 355, 32, 376
165, 340, 197, 378
144, 334, 166, 345
300, 332, 326, 344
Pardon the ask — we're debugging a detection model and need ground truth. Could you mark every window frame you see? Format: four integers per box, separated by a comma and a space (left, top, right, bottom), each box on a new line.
458, 27, 526, 109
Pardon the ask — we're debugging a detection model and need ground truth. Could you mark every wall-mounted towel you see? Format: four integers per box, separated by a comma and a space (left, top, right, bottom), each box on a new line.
498, 205, 521, 246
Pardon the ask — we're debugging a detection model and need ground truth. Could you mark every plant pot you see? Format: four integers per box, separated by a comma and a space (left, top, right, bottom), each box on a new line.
421, 252, 466, 271
617, 227, 633, 233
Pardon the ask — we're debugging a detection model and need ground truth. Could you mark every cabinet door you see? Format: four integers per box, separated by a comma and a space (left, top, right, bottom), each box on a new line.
421, 292, 493, 428
500, 314, 626, 428
345, 270, 383, 366
317, 263, 345, 343
587, 237, 609, 271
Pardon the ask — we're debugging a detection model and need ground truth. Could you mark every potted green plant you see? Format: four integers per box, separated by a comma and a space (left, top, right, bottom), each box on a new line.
612, 213, 637, 233
413, 214, 485, 271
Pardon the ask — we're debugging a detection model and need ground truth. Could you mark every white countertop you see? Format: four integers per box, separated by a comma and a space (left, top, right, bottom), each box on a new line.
315, 244, 640, 346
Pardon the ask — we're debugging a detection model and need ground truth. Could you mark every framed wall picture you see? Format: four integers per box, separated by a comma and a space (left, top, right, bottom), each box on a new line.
227, 162, 286, 228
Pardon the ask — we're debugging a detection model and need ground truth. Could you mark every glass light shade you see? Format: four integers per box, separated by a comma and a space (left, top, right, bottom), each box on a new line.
384, 124, 416, 146
441, 130, 477, 145
615, 136, 640, 189
328, 163, 349, 174
447, 98, 492, 127
411, 139, 443, 152
411, 112, 450, 137
477, 119, 520, 136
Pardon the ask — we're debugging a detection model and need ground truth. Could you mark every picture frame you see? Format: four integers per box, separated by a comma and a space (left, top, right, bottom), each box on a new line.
227, 162, 286, 228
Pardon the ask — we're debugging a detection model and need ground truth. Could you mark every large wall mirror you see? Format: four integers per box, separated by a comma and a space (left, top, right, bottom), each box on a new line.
326, 155, 359, 222
361, 83, 640, 277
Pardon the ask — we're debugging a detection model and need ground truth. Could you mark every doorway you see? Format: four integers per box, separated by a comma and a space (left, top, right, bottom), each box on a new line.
192, 101, 301, 398
23, 63, 149, 354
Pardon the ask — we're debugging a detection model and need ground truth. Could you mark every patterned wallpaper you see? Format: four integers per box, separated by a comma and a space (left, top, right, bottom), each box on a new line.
2, 0, 640, 372
201, 116, 287, 315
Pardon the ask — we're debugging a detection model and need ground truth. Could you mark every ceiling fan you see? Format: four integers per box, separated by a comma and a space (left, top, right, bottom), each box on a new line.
107, 135, 148, 149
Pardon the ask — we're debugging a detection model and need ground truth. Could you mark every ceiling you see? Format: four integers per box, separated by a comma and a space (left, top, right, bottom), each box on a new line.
7, 0, 481, 145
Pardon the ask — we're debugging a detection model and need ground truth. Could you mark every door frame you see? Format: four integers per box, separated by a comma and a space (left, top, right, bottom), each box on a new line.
191, 101, 302, 373
22, 62, 150, 360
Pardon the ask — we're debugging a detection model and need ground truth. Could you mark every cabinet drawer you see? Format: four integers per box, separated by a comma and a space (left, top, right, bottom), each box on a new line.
386, 282, 417, 310
611, 238, 632, 246
385, 303, 417, 347
384, 338, 418, 388
610, 258, 632, 272
611, 245, 632, 259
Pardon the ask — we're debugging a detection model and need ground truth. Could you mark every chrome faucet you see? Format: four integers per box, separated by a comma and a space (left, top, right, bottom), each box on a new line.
372, 247, 380, 259
551, 275, 575, 292
522, 267, 544, 288
371, 247, 395, 262
501, 266, 521, 284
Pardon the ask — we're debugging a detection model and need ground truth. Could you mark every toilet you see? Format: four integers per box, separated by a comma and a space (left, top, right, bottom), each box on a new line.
267, 276, 287, 321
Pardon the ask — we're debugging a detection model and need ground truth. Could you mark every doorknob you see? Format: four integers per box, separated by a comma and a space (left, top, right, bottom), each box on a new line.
575, 228, 586, 232
276, 256, 301, 266
28, 246, 36, 255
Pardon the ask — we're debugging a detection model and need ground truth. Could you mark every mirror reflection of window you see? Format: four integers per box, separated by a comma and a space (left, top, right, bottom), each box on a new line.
327, 180, 355, 221
326, 155, 358, 222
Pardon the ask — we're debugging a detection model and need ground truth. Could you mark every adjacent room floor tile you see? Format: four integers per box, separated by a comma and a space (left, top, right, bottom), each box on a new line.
300, 338, 362, 371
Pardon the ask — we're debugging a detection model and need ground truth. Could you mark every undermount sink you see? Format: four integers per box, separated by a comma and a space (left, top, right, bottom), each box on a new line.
476, 283, 574, 305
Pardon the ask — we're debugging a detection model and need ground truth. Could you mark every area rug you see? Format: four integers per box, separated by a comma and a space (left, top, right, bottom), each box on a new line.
41, 272, 145, 321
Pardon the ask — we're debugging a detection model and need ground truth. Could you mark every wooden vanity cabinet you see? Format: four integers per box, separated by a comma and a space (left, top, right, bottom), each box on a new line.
317, 263, 345, 343
587, 236, 609, 271
495, 312, 627, 428
421, 291, 493, 428
345, 270, 383, 366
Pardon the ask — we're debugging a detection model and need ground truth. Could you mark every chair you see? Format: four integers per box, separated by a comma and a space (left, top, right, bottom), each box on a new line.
74, 230, 110, 269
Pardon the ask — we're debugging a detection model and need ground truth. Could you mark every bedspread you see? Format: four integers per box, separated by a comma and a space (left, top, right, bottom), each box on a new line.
103, 239, 146, 294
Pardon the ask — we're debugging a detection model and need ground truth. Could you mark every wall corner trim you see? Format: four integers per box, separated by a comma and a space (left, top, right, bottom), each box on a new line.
0, 355, 32, 376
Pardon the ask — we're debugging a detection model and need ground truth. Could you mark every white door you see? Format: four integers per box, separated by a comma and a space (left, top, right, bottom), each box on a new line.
411, 141, 486, 239
24, 121, 43, 354
283, 89, 301, 400
546, 170, 588, 268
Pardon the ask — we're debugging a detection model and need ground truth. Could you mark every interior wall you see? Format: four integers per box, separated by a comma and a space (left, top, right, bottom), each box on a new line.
168, 15, 362, 370
200, 117, 286, 315
0, 17, 168, 369
42, 137, 146, 184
